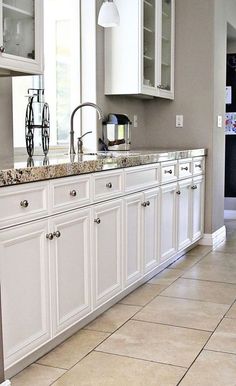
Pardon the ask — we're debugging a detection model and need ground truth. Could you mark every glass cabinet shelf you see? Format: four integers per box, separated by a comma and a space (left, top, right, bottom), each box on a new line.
144, 26, 153, 33
144, 0, 153, 7
144, 54, 153, 61
3, 3, 33, 17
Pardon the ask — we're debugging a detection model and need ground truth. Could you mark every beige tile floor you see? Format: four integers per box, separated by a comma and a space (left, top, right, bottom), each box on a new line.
11, 221, 236, 386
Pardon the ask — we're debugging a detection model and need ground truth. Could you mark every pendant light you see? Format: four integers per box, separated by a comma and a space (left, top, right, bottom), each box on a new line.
98, 0, 120, 28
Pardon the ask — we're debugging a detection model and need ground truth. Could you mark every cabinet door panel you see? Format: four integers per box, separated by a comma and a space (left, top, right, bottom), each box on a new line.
93, 200, 122, 308
177, 179, 192, 250
124, 193, 142, 287
143, 188, 159, 273
192, 176, 204, 241
0, 220, 50, 369
51, 209, 91, 335
160, 183, 177, 262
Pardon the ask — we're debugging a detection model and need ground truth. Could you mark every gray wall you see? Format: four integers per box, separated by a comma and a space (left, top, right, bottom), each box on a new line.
0, 78, 13, 162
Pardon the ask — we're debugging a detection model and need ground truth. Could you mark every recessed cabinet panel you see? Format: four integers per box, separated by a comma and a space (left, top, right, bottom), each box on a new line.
177, 179, 192, 250
0, 220, 50, 369
160, 183, 177, 262
50, 209, 91, 335
192, 176, 204, 241
92, 200, 122, 307
124, 193, 142, 287
143, 188, 159, 272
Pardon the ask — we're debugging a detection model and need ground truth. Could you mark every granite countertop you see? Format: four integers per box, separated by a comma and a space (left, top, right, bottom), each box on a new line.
0, 148, 207, 187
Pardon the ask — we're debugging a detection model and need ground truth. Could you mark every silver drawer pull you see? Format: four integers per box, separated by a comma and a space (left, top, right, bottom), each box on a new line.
195, 164, 202, 169
191, 185, 197, 190
70, 190, 77, 197
53, 231, 61, 238
176, 190, 181, 195
164, 169, 173, 174
46, 233, 54, 240
106, 182, 113, 189
142, 202, 147, 207
94, 218, 101, 224
20, 200, 29, 208
0, 46, 5, 53
146, 201, 150, 206
181, 166, 188, 171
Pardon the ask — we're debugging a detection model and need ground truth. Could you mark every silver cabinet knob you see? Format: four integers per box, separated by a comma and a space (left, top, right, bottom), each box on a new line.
94, 218, 101, 224
20, 200, 29, 208
181, 166, 188, 171
106, 182, 113, 189
191, 185, 197, 190
164, 169, 173, 174
142, 202, 147, 207
70, 190, 77, 197
176, 190, 181, 195
195, 164, 202, 169
146, 200, 150, 206
53, 231, 61, 238
46, 233, 54, 240
0, 46, 5, 53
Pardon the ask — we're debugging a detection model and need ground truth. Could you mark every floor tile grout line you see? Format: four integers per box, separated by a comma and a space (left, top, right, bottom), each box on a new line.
180, 275, 236, 286
35, 362, 68, 371
176, 292, 235, 385
159, 294, 236, 306
204, 348, 236, 357
130, 318, 218, 333
94, 349, 188, 370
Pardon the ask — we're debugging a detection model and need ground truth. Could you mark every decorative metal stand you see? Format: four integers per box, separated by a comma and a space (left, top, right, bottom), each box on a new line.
25, 88, 50, 157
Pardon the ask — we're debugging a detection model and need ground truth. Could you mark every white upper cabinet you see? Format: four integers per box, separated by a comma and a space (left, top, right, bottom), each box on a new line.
0, 0, 43, 75
105, 0, 175, 99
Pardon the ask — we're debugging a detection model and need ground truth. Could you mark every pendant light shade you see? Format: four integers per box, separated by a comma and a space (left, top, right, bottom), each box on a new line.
98, 0, 120, 28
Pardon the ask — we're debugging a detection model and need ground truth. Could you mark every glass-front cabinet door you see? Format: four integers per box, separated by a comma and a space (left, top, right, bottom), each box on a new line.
0, 0, 43, 74
143, 0, 156, 89
160, 0, 172, 92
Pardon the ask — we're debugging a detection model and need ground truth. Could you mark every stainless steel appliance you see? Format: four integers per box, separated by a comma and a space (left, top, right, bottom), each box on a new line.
102, 114, 132, 151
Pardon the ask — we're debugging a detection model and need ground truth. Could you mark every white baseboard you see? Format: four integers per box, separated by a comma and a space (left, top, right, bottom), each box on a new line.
0, 380, 11, 386
199, 226, 226, 248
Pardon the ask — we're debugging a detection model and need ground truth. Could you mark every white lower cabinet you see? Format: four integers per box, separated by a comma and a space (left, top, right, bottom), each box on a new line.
160, 182, 177, 263
0, 220, 51, 369
124, 188, 160, 288
192, 176, 205, 242
50, 209, 91, 335
143, 188, 160, 273
124, 193, 143, 287
92, 199, 122, 308
176, 179, 192, 250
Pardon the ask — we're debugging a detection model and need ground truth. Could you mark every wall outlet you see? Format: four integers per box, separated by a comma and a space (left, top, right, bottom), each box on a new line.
133, 115, 138, 128
217, 115, 223, 128
176, 115, 184, 128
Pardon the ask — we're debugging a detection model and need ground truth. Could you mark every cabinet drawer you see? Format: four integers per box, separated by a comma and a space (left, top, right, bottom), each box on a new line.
50, 176, 91, 213
92, 171, 123, 202
178, 159, 192, 179
124, 165, 160, 193
160, 161, 177, 183
0, 182, 48, 229
193, 157, 205, 175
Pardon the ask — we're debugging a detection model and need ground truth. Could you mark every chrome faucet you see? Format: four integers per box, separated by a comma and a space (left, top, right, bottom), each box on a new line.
69, 102, 105, 155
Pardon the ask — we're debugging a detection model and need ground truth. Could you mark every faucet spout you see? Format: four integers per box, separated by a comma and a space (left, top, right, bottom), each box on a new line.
69, 102, 105, 155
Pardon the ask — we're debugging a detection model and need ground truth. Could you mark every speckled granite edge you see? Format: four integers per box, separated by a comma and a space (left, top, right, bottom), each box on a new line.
0, 149, 207, 187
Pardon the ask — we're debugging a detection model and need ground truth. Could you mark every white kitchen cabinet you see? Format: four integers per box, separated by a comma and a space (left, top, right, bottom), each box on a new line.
0, 0, 43, 75
176, 178, 192, 251
50, 209, 91, 336
92, 199, 122, 308
124, 193, 143, 287
160, 182, 177, 262
143, 188, 160, 273
192, 175, 205, 242
105, 0, 175, 99
0, 220, 51, 369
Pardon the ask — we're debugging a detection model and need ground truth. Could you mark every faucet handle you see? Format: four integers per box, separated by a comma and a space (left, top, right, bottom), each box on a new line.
78, 131, 92, 140
77, 131, 92, 154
